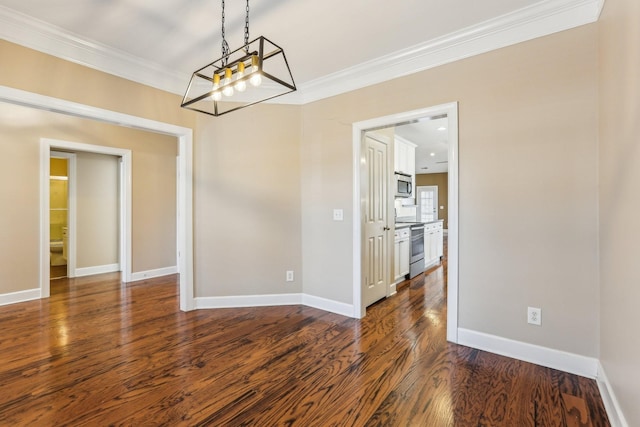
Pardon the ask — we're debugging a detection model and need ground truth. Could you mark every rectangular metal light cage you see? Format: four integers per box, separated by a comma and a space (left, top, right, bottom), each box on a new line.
181, 36, 296, 117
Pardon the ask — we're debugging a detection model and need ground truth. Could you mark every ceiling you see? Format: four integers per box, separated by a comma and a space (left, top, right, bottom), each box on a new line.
396, 117, 450, 174
0, 0, 602, 103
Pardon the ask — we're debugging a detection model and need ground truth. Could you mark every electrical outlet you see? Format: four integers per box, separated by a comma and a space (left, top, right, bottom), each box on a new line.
527, 307, 542, 326
286, 270, 294, 282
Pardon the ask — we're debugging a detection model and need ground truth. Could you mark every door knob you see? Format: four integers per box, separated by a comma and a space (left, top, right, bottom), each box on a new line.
383, 226, 390, 231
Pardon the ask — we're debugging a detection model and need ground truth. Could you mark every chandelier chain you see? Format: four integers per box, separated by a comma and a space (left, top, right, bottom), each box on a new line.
221, 0, 230, 66
244, 0, 250, 52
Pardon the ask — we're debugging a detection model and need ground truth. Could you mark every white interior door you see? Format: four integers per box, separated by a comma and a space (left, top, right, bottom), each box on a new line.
363, 134, 392, 306
417, 186, 438, 222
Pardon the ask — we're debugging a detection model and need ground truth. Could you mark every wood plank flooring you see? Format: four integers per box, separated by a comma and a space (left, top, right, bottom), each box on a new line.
0, 259, 609, 425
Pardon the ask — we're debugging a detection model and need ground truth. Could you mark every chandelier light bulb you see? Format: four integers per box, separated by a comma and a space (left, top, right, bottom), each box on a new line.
234, 62, 247, 92
222, 68, 234, 97
250, 54, 262, 87
250, 74, 262, 87
212, 74, 222, 101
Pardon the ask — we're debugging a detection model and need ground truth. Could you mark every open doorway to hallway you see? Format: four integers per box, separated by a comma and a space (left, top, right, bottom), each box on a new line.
0, 85, 194, 311
49, 149, 123, 284
49, 152, 72, 279
43, 139, 131, 296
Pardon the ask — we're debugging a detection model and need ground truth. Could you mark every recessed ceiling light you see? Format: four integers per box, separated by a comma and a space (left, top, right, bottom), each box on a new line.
437, 126, 447, 131
430, 152, 435, 157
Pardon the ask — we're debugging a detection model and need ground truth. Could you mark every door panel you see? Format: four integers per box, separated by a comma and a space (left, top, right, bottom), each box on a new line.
363, 135, 391, 306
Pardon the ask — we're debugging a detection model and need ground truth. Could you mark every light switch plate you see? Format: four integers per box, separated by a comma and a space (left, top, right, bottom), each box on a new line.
333, 209, 344, 221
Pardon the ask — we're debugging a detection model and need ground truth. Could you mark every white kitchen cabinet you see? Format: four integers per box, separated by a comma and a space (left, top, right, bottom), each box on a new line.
394, 136, 417, 177
394, 227, 411, 283
400, 237, 410, 276
394, 136, 417, 205
424, 221, 444, 268
436, 224, 443, 259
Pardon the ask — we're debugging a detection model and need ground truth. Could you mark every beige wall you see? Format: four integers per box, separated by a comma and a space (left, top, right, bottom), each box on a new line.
194, 104, 303, 296
598, 0, 640, 423
0, 40, 304, 299
76, 152, 119, 269
0, 101, 177, 293
415, 173, 448, 228
301, 25, 599, 356
49, 158, 68, 241
50, 158, 67, 176
0, 40, 194, 127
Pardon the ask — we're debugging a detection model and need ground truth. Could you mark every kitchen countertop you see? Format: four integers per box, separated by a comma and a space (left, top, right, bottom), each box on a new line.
395, 219, 444, 228
394, 223, 412, 229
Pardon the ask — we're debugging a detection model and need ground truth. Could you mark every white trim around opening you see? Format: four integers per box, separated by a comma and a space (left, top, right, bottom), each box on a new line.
42, 139, 132, 294
0, 85, 195, 311
352, 102, 459, 343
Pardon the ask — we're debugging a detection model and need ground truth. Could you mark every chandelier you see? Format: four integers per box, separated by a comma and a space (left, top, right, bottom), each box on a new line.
181, 0, 296, 117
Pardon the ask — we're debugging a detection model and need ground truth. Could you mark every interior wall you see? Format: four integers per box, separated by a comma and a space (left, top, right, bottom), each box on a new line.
193, 104, 303, 297
0, 102, 177, 294
598, 0, 640, 423
0, 40, 194, 127
76, 152, 119, 269
1, 40, 304, 301
301, 24, 599, 356
415, 173, 448, 228
50, 158, 67, 176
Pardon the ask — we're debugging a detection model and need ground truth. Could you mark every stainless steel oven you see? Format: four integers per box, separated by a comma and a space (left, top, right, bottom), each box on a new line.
409, 224, 425, 278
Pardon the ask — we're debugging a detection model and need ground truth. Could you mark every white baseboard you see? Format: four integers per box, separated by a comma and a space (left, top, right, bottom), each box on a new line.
597, 361, 629, 427
457, 328, 598, 378
0, 288, 41, 306
195, 293, 302, 309
195, 292, 355, 318
74, 263, 120, 278
129, 266, 178, 282
302, 294, 355, 318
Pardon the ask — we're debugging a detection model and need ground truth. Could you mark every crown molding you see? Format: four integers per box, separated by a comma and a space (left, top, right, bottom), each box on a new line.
293, 0, 604, 104
0, 5, 189, 95
0, 0, 603, 104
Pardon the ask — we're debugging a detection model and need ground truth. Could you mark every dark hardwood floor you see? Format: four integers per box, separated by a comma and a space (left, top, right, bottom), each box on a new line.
0, 255, 609, 425
49, 264, 67, 279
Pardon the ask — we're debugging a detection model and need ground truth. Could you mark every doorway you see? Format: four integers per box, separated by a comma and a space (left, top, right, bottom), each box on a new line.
49, 151, 74, 279
417, 186, 438, 223
42, 139, 131, 297
353, 102, 459, 343
0, 85, 195, 311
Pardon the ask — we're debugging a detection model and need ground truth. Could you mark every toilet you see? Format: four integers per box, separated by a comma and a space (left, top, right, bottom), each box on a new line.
50, 240, 63, 253
50, 227, 68, 266
50, 241, 65, 266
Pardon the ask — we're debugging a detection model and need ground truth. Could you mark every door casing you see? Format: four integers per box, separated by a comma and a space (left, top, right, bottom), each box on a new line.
0, 85, 195, 311
352, 102, 459, 343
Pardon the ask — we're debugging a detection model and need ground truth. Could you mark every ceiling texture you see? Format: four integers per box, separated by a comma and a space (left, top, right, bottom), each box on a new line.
0, 0, 603, 104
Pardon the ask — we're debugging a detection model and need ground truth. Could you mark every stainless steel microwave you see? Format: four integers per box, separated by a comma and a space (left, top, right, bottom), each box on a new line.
394, 172, 412, 198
